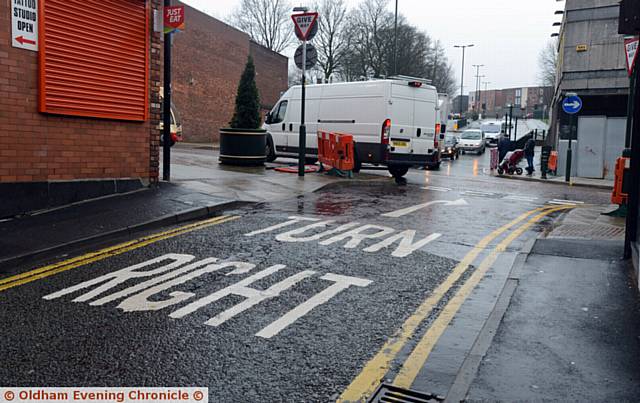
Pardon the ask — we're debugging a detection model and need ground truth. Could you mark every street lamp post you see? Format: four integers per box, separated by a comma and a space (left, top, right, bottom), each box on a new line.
482, 81, 491, 116
393, 0, 398, 75
472, 64, 484, 114
454, 44, 474, 116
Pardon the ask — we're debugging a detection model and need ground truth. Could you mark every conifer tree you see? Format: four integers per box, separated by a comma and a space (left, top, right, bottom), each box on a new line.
230, 56, 261, 129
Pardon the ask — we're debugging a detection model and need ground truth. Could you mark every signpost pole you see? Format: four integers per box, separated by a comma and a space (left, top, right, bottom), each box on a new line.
298, 40, 307, 177
565, 113, 573, 183
561, 94, 582, 183
626, 55, 640, 258
163, 0, 172, 182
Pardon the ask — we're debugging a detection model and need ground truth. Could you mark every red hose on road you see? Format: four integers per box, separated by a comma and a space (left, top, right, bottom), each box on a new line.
274, 165, 320, 174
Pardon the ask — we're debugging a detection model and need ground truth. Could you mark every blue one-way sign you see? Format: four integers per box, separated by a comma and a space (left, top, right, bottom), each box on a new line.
562, 95, 583, 114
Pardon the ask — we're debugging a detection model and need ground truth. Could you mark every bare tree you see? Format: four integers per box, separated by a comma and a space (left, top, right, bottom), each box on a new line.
538, 39, 558, 87
347, 0, 393, 78
313, 0, 349, 82
428, 40, 457, 95
231, 0, 292, 53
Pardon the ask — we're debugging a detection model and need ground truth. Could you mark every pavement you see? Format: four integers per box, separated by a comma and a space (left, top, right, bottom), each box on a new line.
1, 142, 637, 403
463, 209, 640, 402
0, 149, 373, 272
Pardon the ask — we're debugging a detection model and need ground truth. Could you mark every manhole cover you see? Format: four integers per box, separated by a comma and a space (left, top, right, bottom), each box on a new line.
548, 224, 625, 240
367, 383, 444, 403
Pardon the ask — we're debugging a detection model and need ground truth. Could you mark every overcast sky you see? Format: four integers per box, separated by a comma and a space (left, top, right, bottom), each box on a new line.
182, 0, 561, 93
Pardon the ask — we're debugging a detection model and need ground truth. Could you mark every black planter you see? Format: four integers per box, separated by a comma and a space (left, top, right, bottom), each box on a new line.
219, 128, 267, 166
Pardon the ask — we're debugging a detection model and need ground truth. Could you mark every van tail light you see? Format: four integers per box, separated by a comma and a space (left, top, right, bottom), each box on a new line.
434, 124, 441, 148
382, 119, 391, 145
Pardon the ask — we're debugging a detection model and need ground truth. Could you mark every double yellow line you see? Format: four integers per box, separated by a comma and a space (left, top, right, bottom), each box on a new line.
338, 205, 574, 402
0, 215, 239, 293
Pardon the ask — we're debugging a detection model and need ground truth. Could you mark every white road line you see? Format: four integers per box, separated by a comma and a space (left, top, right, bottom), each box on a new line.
462, 191, 495, 197
504, 195, 539, 202
381, 199, 468, 218
256, 274, 372, 339
548, 199, 585, 205
422, 186, 451, 192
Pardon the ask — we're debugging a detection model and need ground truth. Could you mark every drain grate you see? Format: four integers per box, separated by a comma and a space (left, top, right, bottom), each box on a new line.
367, 383, 444, 403
548, 224, 625, 240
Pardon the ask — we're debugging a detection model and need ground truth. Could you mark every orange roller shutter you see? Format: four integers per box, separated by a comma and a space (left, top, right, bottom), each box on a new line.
39, 0, 149, 121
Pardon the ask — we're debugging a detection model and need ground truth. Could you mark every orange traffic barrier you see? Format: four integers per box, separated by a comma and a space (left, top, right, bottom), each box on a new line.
612, 156, 630, 205
548, 151, 558, 174
318, 131, 333, 167
317, 131, 355, 172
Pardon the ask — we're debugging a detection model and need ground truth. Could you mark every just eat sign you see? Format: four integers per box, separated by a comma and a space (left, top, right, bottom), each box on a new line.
164, 6, 185, 34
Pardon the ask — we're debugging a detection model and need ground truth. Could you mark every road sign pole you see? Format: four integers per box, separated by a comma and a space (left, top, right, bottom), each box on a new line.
626, 58, 640, 258
565, 113, 575, 183
561, 94, 582, 183
163, 0, 172, 182
298, 40, 307, 177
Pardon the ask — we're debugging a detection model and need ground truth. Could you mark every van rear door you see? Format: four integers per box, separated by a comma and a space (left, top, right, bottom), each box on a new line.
412, 87, 437, 157
389, 83, 415, 156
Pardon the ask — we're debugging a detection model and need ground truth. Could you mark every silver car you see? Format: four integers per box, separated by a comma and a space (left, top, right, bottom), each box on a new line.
459, 129, 486, 155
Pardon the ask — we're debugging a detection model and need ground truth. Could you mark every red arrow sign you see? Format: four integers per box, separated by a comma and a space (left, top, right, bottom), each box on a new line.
625, 36, 639, 76
15, 36, 36, 45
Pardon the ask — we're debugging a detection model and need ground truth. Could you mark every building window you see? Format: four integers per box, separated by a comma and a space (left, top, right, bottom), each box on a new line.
39, 0, 149, 121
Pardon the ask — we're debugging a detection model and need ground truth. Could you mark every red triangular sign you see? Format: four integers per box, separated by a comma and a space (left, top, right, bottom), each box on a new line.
625, 36, 639, 76
292, 12, 318, 41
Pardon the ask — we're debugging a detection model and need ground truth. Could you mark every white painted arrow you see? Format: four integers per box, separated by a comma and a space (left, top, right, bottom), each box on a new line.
564, 101, 580, 109
381, 199, 468, 218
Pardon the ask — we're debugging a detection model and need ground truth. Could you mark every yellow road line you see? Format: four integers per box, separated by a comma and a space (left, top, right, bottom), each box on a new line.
393, 206, 573, 389
337, 206, 552, 402
0, 215, 239, 292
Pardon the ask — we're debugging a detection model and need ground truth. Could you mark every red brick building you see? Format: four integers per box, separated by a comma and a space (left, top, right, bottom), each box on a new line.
172, 2, 288, 143
469, 86, 553, 118
0, 1, 288, 218
0, 0, 163, 217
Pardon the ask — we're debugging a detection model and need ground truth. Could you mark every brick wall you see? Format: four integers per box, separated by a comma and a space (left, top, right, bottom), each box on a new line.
250, 41, 289, 113
0, 0, 161, 184
172, 2, 288, 144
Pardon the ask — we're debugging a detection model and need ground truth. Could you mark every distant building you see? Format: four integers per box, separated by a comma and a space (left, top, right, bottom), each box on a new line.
469, 86, 553, 119
451, 95, 469, 115
172, 2, 288, 143
549, 0, 628, 180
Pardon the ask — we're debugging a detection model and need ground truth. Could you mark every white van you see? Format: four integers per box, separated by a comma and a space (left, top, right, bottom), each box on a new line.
263, 78, 441, 178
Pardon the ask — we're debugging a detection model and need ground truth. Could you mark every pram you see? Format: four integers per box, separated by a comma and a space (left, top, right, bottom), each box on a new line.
497, 149, 524, 175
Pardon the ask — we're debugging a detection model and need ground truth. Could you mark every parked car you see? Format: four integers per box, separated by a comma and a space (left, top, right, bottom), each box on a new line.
263, 77, 441, 178
441, 133, 459, 160
159, 102, 183, 147
480, 122, 502, 147
458, 129, 485, 155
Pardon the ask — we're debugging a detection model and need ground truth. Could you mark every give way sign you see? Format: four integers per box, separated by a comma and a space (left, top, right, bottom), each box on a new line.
292, 12, 319, 41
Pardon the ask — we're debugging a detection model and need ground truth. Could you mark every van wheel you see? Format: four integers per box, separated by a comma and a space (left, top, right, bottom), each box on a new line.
388, 165, 409, 178
265, 135, 276, 163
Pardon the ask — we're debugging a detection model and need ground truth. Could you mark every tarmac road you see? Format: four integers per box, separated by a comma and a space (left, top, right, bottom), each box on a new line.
0, 155, 610, 402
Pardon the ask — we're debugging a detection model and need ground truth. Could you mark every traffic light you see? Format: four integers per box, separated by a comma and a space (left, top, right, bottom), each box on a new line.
619, 0, 640, 34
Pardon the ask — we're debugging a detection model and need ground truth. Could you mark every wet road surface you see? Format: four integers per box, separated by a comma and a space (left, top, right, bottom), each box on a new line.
0, 155, 609, 401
